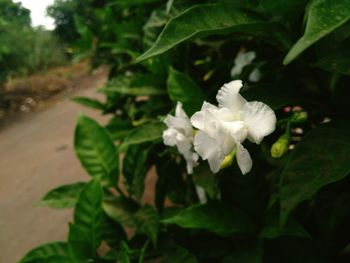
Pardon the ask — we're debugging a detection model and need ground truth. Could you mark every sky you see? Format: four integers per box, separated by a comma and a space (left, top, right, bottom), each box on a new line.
13, 0, 55, 30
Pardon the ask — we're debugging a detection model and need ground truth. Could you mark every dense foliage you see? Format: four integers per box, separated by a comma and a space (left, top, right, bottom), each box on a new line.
22, 0, 350, 262
0, 0, 66, 84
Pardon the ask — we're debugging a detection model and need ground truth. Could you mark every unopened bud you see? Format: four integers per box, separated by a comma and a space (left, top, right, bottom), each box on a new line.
271, 134, 290, 158
220, 149, 237, 170
291, 111, 308, 124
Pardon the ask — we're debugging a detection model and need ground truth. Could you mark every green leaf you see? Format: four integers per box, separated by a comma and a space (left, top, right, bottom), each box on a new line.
106, 117, 134, 141
134, 205, 159, 245
40, 182, 87, 209
162, 242, 199, 263
193, 165, 217, 199
71, 96, 106, 110
136, 4, 266, 62
68, 180, 103, 261
101, 212, 127, 249
119, 122, 165, 151
20, 242, 72, 263
284, 0, 350, 64
118, 242, 131, 263
312, 44, 350, 75
74, 114, 119, 185
167, 67, 204, 115
123, 145, 150, 200
100, 74, 166, 96
162, 201, 256, 236
102, 197, 140, 227
259, 211, 311, 239
280, 122, 350, 225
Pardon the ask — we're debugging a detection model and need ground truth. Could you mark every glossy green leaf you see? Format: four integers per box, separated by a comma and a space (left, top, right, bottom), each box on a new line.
119, 122, 165, 151
284, 0, 350, 64
123, 145, 150, 200
100, 74, 166, 96
74, 114, 118, 184
106, 117, 134, 141
68, 180, 103, 261
40, 182, 87, 209
101, 212, 127, 249
136, 4, 266, 62
20, 242, 72, 263
280, 122, 350, 225
134, 205, 159, 245
260, 211, 311, 239
71, 96, 106, 110
102, 197, 139, 227
162, 201, 255, 236
167, 67, 204, 115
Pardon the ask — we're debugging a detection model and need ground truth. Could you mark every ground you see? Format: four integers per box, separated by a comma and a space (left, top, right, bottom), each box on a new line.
0, 65, 109, 263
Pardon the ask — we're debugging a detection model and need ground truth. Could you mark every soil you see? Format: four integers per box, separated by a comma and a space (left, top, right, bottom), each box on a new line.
0, 65, 110, 263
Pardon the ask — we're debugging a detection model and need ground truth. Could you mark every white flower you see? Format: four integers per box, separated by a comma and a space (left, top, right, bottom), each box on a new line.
231, 51, 261, 82
163, 102, 199, 174
190, 80, 276, 174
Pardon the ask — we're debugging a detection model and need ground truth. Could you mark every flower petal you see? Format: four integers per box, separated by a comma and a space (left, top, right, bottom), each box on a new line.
230, 51, 256, 77
216, 80, 246, 114
236, 143, 252, 175
193, 130, 217, 160
241, 101, 276, 144
162, 128, 178, 146
191, 101, 217, 130
175, 101, 188, 119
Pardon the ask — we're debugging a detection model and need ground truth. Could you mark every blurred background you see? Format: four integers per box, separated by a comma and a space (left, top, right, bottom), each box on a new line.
0, 1, 109, 262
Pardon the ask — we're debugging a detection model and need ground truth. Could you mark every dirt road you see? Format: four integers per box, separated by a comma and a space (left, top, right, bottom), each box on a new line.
0, 69, 109, 263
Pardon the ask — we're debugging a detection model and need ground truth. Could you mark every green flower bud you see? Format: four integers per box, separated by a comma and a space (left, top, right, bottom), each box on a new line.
290, 111, 308, 124
220, 149, 237, 170
270, 134, 290, 158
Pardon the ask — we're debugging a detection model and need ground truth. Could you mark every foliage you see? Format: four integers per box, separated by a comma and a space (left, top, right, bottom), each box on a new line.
23, 0, 350, 262
0, 0, 67, 85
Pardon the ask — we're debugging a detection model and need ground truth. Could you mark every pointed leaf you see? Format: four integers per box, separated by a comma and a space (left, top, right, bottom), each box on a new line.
74, 114, 119, 185
162, 201, 256, 236
167, 67, 204, 115
136, 4, 268, 62
40, 182, 87, 209
119, 122, 165, 151
280, 122, 350, 225
123, 145, 150, 200
284, 0, 350, 64
71, 96, 106, 110
68, 180, 103, 261
134, 205, 159, 245
20, 242, 72, 263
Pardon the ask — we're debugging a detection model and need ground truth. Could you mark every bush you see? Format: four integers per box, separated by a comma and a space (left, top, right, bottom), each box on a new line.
22, 1, 350, 262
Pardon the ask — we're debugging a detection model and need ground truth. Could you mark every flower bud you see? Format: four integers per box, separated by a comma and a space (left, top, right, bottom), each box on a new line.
290, 111, 308, 124
270, 134, 290, 158
220, 149, 237, 170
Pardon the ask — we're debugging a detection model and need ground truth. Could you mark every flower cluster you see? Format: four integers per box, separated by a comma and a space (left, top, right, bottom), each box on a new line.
163, 80, 276, 175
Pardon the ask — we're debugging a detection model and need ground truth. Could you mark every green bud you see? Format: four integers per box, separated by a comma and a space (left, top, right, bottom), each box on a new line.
290, 111, 308, 124
220, 149, 237, 170
270, 134, 290, 158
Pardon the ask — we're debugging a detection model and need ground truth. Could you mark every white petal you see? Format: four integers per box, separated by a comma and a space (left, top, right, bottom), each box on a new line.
221, 120, 247, 143
216, 80, 247, 114
248, 68, 261, 82
190, 101, 217, 130
184, 152, 198, 174
193, 131, 217, 160
162, 128, 178, 146
231, 51, 256, 77
175, 101, 188, 119
236, 143, 252, 175
207, 153, 225, 173
241, 101, 276, 144
195, 185, 207, 204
